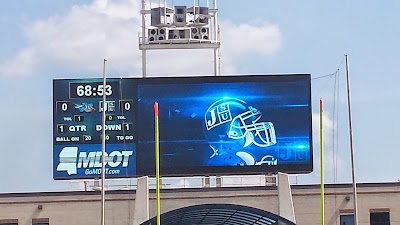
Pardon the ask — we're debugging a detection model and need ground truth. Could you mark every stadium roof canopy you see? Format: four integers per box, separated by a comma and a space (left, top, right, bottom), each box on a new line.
140, 203, 296, 225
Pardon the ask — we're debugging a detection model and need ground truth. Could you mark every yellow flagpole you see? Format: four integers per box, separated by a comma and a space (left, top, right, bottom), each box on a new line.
320, 98, 325, 225
154, 102, 161, 225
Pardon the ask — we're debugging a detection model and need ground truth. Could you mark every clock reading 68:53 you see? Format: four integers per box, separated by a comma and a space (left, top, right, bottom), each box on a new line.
69, 81, 120, 98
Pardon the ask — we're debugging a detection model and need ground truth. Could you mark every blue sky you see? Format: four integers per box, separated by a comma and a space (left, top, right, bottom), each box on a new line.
1, 0, 400, 193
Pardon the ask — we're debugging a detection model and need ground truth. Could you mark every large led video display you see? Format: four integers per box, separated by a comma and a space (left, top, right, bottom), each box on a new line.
136, 75, 312, 176
53, 74, 312, 179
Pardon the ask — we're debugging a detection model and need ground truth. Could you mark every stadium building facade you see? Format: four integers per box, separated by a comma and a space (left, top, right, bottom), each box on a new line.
0, 182, 398, 225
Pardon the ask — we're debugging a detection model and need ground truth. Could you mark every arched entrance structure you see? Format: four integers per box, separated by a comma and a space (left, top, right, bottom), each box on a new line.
140, 203, 296, 225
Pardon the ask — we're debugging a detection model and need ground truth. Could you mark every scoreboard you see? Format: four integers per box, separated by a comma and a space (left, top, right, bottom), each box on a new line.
53, 79, 136, 179
53, 75, 313, 180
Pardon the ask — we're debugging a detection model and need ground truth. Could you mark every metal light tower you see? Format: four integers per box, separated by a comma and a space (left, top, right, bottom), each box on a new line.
139, 0, 221, 77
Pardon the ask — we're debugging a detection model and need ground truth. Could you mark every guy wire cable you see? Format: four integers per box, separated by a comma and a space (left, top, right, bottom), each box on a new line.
312, 56, 344, 225
332, 63, 340, 225
334, 57, 343, 225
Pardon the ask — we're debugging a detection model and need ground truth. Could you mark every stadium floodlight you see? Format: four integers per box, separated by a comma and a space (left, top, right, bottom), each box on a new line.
148, 28, 158, 42
190, 27, 209, 40
188, 6, 209, 25
174, 6, 187, 26
151, 7, 174, 27
139, 0, 221, 77
157, 28, 167, 40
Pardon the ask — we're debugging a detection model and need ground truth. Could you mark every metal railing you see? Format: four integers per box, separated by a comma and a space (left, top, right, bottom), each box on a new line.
68, 175, 299, 191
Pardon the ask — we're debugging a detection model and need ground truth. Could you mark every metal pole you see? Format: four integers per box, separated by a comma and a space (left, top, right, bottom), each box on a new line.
142, 50, 147, 78
320, 98, 325, 225
142, 0, 147, 78
213, 0, 219, 76
213, 0, 218, 42
154, 102, 161, 225
162, 0, 166, 27
101, 58, 107, 225
345, 54, 358, 225
213, 48, 218, 76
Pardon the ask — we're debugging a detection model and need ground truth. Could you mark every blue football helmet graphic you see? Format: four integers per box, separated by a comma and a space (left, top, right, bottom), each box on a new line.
203, 98, 277, 166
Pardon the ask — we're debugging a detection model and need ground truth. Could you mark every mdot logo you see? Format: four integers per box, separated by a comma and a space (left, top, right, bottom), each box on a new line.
57, 146, 133, 176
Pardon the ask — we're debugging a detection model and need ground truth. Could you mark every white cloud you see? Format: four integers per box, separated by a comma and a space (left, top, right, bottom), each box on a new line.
0, 49, 36, 77
145, 21, 282, 76
0, 0, 282, 78
220, 21, 282, 58
298, 112, 350, 184
0, 0, 142, 77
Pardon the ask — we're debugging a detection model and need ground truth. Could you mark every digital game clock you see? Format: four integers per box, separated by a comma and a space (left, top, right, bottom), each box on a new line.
69, 81, 120, 98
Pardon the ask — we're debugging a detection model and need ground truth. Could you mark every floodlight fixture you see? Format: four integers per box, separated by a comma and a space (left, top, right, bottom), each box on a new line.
139, 0, 221, 77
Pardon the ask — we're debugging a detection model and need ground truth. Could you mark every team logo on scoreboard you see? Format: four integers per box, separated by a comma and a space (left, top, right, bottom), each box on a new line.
99, 100, 116, 112
203, 98, 277, 165
74, 102, 96, 113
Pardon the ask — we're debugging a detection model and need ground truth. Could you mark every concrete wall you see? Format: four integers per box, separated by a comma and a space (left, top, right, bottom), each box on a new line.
1, 182, 399, 225
292, 183, 400, 225
0, 192, 135, 225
